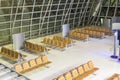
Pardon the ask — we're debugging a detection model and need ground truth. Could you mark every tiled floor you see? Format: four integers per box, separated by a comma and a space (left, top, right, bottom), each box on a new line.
0, 34, 120, 80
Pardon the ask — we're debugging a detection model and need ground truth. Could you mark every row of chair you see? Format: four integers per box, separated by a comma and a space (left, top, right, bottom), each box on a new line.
15, 55, 51, 74
84, 26, 113, 35
69, 32, 89, 40
53, 61, 99, 80
0, 47, 26, 61
73, 29, 105, 38
107, 73, 120, 80
53, 36, 73, 45
24, 42, 45, 54
42, 38, 67, 49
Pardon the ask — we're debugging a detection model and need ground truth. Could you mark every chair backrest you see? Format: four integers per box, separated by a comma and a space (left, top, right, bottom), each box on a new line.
10, 50, 14, 57
57, 75, 65, 80
15, 64, 23, 73
14, 52, 19, 59
35, 57, 43, 65
27, 42, 31, 48
42, 55, 48, 63
43, 46, 46, 52
47, 38, 50, 44
83, 63, 90, 72
71, 69, 79, 79
118, 75, 120, 79
77, 66, 84, 75
29, 59, 37, 68
34, 44, 38, 50
43, 38, 47, 43
87, 61, 94, 70
5, 48, 9, 54
28, 42, 32, 49
53, 40, 57, 46
8, 49, 11, 56
53, 36, 56, 40
22, 62, 30, 71
1, 47, 5, 53
113, 77, 119, 80
32, 44, 36, 50
64, 72, 72, 80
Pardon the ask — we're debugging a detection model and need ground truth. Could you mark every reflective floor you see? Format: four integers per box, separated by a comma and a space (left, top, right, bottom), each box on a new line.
0, 34, 120, 80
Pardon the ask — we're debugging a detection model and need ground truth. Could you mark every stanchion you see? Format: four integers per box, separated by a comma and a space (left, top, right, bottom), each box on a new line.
118, 47, 120, 60
111, 30, 118, 59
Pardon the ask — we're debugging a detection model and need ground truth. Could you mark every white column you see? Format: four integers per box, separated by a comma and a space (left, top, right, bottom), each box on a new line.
62, 24, 70, 37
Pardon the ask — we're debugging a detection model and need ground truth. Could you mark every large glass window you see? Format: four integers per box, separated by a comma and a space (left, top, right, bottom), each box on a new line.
0, 0, 94, 45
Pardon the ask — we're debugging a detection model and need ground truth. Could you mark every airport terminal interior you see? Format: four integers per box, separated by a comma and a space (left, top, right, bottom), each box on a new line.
0, 0, 120, 80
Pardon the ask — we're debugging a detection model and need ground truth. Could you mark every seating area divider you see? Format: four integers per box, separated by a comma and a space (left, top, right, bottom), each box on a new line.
24, 42, 46, 54
14, 55, 51, 74
53, 61, 99, 80
0, 47, 26, 61
107, 73, 120, 80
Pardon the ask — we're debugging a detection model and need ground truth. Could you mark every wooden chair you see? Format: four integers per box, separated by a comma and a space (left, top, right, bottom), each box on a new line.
11, 51, 17, 60
15, 64, 23, 74
28, 42, 33, 50
22, 62, 31, 73
35, 57, 44, 68
35, 44, 39, 51
83, 63, 90, 72
57, 41, 61, 48
86, 30, 89, 34
7, 49, 11, 56
89, 31, 93, 37
71, 69, 79, 79
77, 66, 85, 75
69, 32, 73, 38
1, 47, 6, 54
107, 74, 119, 80
113, 77, 119, 80
14, 52, 19, 59
42, 55, 51, 65
64, 72, 73, 80
78, 33, 81, 39
29, 59, 37, 69
57, 75, 65, 80
53, 40, 57, 47
118, 75, 120, 79
47, 38, 50, 45
68, 39, 72, 44
42, 38, 47, 44
92, 31, 96, 37
41, 46, 45, 52
87, 61, 99, 73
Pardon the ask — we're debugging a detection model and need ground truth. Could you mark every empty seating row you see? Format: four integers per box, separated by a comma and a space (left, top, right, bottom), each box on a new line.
107, 73, 120, 80
25, 42, 45, 54
84, 26, 113, 35
15, 55, 51, 74
69, 32, 89, 40
53, 36, 73, 45
0, 63, 29, 80
42, 38, 67, 49
73, 29, 105, 38
53, 61, 99, 80
0, 47, 26, 61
